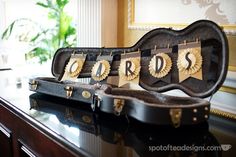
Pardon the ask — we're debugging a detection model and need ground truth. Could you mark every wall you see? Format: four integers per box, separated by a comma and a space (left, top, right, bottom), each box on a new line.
117, 0, 147, 47
0, 0, 6, 39
101, 0, 118, 47
77, 0, 102, 47
228, 35, 236, 68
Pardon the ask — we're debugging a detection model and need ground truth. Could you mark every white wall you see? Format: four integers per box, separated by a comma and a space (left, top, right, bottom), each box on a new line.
77, 0, 117, 47
77, 0, 102, 47
0, 0, 6, 41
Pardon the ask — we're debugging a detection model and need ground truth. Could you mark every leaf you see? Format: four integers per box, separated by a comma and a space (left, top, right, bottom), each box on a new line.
65, 26, 76, 37
39, 55, 47, 64
56, 0, 69, 8
36, 2, 49, 8
62, 0, 69, 7
56, 0, 62, 7
1, 21, 15, 39
1, 28, 9, 39
48, 11, 57, 19
59, 12, 72, 40
30, 33, 41, 42
9, 22, 15, 37
27, 46, 51, 64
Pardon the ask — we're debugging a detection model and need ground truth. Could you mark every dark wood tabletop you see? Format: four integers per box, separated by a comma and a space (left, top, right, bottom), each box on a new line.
0, 70, 236, 157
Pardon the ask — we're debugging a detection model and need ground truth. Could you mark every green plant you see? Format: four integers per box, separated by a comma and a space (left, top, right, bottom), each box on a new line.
1, 0, 76, 64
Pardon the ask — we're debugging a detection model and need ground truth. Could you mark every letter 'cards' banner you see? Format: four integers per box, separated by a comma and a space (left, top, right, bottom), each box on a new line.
148, 47, 172, 84
91, 55, 113, 83
118, 51, 141, 87
60, 53, 87, 82
177, 42, 203, 82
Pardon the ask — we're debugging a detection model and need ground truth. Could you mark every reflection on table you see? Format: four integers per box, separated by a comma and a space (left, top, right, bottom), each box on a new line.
29, 93, 223, 157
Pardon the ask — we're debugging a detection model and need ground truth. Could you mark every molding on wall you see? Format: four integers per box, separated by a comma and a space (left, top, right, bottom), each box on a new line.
229, 66, 236, 72
210, 108, 236, 120
127, 0, 236, 35
210, 90, 236, 120
222, 71, 236, 92
220, 86, 236, 94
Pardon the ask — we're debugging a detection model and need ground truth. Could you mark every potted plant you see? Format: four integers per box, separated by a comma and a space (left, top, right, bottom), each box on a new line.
1, 0, 77, 64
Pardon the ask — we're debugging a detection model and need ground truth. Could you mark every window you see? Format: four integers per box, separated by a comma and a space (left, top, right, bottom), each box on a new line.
0, 0, 77, 77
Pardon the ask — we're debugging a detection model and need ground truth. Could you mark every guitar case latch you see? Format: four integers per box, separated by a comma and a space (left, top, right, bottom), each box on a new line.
113, 99, 125, 116
170, 108, 182, 128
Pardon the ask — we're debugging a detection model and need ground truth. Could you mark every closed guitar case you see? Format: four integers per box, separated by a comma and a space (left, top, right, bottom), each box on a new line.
29, 20, 228, 127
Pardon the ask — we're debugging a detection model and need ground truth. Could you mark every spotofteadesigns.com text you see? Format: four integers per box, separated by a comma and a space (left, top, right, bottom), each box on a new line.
149, 144, 232, 152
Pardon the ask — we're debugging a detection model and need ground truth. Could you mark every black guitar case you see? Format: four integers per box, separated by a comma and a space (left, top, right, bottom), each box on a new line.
29, 20, 228, 127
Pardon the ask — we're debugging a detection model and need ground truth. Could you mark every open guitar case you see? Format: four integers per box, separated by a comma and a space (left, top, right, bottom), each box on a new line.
29, 20, 228, 127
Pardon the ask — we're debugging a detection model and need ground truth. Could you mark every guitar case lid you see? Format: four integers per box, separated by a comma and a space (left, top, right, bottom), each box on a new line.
51, 20, 228, 98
